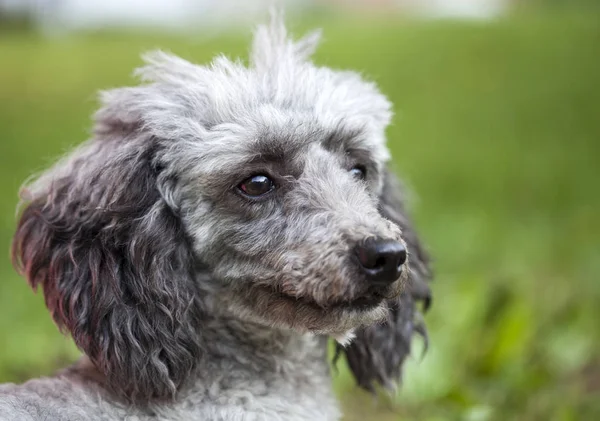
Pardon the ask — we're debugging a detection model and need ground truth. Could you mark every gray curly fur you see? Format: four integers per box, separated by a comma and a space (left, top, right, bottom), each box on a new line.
0, 11, 431, 421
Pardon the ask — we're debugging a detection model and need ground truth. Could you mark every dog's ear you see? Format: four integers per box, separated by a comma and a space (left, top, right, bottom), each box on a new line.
12, 95, 203, 402
336, 167, 432, 392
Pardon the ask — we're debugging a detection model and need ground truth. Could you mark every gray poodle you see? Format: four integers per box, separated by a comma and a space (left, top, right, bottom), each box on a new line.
0, 13, 431, 421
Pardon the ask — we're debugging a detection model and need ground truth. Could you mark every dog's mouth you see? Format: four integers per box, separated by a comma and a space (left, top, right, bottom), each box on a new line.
259, 285, 388, 312
228, 282, 396, 333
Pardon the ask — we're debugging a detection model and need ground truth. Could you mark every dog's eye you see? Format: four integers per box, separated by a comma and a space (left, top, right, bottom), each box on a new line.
238, 174, 275, 197
350, 165, 367, 180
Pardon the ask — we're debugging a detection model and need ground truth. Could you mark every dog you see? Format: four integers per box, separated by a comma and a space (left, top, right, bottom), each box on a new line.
0, 12, 431, 421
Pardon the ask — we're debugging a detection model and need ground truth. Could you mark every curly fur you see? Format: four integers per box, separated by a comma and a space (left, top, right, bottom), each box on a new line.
0, 11, 431, 421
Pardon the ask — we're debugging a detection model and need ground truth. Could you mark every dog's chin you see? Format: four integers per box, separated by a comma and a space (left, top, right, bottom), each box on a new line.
225, 284, 392, 336
271, 286, 386, 312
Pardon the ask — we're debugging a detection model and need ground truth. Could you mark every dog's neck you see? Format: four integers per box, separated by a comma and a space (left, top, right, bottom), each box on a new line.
176, 304, 340, 419
196, 308, 331, 374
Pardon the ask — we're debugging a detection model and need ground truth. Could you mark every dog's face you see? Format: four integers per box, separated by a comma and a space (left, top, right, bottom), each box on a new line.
173, 117, 406, 337
116, 24, 405, 337
12, 17, 429, 401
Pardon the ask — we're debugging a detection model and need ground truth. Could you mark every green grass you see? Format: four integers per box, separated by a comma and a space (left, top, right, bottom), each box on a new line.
1, 13, 599, 421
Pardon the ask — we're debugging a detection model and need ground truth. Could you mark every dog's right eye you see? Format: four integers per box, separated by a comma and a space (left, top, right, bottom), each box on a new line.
350, 165, 367, 180
238, 174, 275, 198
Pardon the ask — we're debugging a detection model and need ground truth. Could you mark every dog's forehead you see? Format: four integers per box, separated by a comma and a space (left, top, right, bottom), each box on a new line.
232, 110, 370, 153
185, 112, 388, 176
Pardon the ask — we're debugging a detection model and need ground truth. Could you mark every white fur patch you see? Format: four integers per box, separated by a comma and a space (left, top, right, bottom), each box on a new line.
333, 330, 356, 347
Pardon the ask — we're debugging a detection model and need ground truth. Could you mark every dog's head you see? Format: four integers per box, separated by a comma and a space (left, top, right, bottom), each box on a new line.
12, 13, 430, 401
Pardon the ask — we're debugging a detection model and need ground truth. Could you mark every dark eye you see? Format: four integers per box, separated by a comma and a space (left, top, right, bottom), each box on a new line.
238, 174, 275, 197
350, 165, 367, 180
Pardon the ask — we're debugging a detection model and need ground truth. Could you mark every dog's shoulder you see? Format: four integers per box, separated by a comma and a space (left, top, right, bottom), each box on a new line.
0, 374, 117, 421
0, 377, 75, 420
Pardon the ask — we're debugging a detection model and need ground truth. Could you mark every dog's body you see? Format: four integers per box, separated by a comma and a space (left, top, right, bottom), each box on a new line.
0, 13, 431, 421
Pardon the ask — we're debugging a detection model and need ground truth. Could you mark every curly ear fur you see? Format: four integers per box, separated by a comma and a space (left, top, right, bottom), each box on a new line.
12, 116, 203, 402
336, 168, 432, 392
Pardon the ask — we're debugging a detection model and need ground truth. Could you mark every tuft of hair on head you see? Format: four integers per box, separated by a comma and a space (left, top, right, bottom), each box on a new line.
250, 8, 322, 74
133, 9, 320, 90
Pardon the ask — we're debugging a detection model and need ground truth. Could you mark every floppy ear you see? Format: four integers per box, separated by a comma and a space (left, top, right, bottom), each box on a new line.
336, 167, 432, 392
12, 101, 203, 402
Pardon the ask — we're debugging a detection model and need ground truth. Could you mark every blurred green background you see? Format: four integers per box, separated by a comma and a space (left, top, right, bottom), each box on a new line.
0, 2, 599, 420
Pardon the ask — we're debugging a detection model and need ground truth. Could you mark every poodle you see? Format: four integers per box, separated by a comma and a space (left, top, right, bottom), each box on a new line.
0, 13, 432, 421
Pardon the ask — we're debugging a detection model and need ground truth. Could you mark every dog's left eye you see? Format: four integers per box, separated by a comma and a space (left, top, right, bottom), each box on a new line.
350, 165, 367, 180
238, 174, 275, 197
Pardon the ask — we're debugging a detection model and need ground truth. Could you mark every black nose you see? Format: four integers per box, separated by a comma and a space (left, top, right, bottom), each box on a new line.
354, 238, 406, 285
